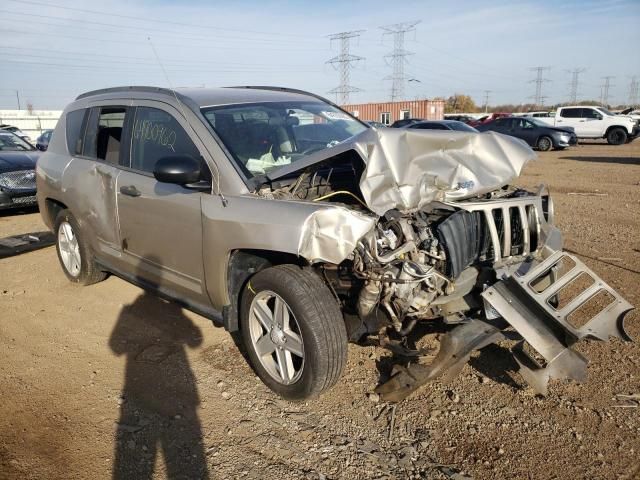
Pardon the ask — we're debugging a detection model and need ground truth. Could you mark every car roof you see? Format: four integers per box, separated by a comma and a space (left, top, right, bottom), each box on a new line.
75, 85, 326, 108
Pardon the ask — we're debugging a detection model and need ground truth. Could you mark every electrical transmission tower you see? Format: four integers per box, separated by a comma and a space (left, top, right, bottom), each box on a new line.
529, 66, 551, 107
599, 76, 615, 106
482, 90, 491, 113
567, 68, 586, 103
380, 21, 420, 102
326, 30, 365, 105
628, 76, 639, 105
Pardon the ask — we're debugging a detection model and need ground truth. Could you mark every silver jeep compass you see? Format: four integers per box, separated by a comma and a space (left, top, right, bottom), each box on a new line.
37, 86, 633, 401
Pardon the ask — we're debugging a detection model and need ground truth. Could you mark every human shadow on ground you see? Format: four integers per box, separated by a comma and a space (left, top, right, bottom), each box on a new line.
109, 259, 209, 480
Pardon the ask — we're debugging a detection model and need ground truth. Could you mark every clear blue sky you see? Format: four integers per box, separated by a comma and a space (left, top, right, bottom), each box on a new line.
0, 0, 638, 109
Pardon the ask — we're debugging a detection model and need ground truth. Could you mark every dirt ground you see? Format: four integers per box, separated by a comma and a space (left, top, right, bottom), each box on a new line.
1, 141, 639, 480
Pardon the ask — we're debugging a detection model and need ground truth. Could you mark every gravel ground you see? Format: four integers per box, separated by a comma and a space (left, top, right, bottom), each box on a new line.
1, 141, 639, 480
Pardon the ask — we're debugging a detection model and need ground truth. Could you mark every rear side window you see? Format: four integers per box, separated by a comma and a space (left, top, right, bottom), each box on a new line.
561, 108, 581, 118
130, 107, 201, 174
65, 109, 87, 155
83, 107, 128, 164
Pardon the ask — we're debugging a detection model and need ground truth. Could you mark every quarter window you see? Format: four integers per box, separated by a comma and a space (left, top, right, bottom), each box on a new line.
130, 107, 201, 174
65, 109, 87, 155
380, 112, 391, 125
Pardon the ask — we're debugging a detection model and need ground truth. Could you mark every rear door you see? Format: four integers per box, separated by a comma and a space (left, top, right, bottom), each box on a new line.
115, 103, 212, 306
60, 105, 128, 260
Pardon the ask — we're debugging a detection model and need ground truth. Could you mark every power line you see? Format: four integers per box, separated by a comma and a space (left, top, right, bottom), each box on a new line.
599, 76, 615, 106
380, 21, 420, 102
628, 76, 639, 105
4, 0, 311, 39
482, 90, 491, 112
567, 68, 586, 103
528, 66, 551, 107
326, 31, 365, 105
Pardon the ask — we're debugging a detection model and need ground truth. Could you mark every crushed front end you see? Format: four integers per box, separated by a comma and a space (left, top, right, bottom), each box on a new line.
365, 185, 633, 401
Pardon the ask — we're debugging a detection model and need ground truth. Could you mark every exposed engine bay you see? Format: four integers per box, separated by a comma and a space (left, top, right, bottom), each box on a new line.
255, 132, 634, 402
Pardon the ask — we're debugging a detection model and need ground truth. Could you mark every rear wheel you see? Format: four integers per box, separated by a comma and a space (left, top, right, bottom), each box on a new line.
54, 210, 107, 285
606, 127, 627, 145
240, 265, 347, 400
536, 136, 553, 151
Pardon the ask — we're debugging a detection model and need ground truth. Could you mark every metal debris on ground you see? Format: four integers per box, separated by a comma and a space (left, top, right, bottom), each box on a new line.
612, 394, 640, 408
0, 231, 55, 258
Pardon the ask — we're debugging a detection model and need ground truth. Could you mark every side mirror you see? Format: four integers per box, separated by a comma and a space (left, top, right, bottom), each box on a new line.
153, 154, 201, 185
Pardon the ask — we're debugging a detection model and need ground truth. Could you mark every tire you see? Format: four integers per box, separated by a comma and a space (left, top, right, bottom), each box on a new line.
536, 136, 553, 152
240, 264, 347, 400
607, 127, 627, 145
54, 209, 107, 285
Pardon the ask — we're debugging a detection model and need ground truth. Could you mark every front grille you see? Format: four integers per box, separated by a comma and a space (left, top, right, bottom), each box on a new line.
0, 170, 36, 189
444, 194, 549, 265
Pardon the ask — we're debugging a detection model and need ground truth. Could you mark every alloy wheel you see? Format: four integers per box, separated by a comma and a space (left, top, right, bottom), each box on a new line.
58, 221, 81, 277
248, 290, 305, 385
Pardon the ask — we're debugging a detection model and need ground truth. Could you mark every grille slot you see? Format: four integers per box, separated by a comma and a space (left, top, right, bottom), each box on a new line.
445, 195, 546, 264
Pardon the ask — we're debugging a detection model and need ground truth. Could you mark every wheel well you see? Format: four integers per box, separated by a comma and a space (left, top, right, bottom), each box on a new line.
44, 198, 68, 228
223, 249, 307, 332
605, 125, 628, 137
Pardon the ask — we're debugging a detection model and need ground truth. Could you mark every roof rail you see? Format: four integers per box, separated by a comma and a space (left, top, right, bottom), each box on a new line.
75, 86, 180, 100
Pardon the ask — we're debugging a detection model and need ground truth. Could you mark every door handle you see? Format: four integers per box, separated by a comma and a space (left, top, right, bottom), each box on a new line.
120, 185, 141, 197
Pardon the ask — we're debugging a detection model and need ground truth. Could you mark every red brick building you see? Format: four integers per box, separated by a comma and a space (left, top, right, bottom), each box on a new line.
341, 99, 445, 125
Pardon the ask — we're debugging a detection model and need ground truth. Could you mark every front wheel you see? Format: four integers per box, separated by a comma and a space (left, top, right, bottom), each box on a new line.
607, 127, 627, 145
240, 265, 348, 400
536, 136, 553, 151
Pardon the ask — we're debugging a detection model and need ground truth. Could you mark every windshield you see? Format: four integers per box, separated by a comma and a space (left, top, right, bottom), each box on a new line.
448, 121, 478, 132
596, 107, 614, 116
0, 131, 34, 151
201, 101, 367, 178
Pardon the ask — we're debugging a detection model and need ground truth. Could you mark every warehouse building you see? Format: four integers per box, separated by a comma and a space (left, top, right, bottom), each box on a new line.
0, 109, 62, 139
341, 99, 445, 125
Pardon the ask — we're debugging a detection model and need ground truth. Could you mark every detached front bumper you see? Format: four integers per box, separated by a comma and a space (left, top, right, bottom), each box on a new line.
482, 251, 633, 395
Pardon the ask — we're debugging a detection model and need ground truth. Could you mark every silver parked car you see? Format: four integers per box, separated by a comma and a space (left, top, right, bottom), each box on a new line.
37, 86, 633, 401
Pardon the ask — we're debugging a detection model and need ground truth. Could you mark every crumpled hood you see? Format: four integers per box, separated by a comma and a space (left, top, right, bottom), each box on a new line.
358, 129, 536, 215
0, 151, 39, 173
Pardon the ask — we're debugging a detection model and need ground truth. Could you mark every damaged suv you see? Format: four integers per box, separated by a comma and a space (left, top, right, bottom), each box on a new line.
37, 86, 633, 400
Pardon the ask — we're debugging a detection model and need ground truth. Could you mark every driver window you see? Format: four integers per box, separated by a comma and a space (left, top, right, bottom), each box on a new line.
522, 120, 534, 129
582, 108, 599, 119
130, 107, 203, 176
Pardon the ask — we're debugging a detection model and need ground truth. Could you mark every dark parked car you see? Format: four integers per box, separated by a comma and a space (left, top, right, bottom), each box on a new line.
0, 131, 39, 210
0, 124, 33, 144
476, 117, 577, 151
390, 118, 423, 128
405, 120, 479, 133
36, 129, 53, 151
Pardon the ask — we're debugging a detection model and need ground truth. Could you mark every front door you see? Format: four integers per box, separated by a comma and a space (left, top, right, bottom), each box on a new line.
116, 105, 211, 306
